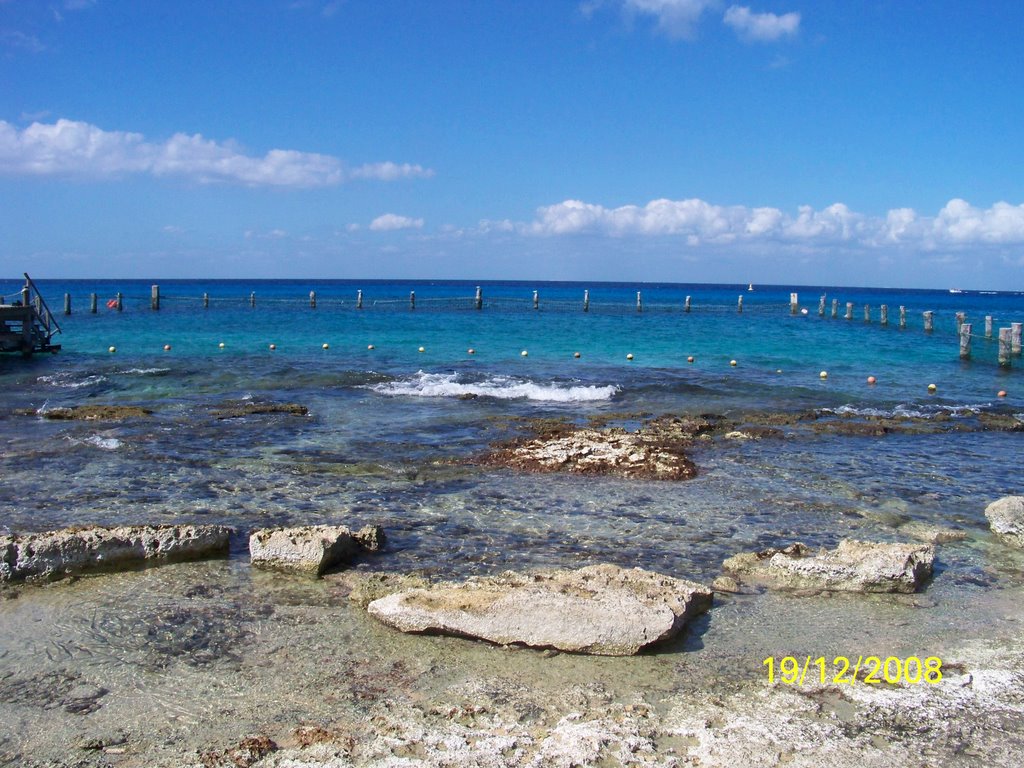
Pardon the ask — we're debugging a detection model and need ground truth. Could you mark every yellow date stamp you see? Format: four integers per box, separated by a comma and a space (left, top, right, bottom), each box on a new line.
763, 656, 943, 685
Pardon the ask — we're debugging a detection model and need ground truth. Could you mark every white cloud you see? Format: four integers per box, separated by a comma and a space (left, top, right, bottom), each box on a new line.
518, 196, 1024, 251
0, 119, 433, 188
622, 0, 718, 39
370, 213, 424, 231
723, 5, 800, 42
1, 30, 46, 53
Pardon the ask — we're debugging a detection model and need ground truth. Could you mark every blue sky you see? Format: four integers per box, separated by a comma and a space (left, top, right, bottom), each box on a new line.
2, 0, 1024, 288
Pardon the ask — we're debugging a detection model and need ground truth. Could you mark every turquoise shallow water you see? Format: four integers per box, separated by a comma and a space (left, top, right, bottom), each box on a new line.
2, 279, 1024, 763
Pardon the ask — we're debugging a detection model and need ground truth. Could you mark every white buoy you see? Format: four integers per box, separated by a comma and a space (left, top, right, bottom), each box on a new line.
521, 350, 528, 357
108, 346, 116, 353
626, 353, 633, 360
819, 371, 828, 379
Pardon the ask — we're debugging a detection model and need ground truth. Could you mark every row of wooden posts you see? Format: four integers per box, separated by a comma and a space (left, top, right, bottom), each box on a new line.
57, 286, 1022, 367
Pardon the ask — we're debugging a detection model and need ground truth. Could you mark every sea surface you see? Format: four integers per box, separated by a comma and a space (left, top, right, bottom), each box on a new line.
1, 278, 1023, 763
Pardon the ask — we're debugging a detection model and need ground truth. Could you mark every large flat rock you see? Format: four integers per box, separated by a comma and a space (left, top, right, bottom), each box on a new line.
249, 524, 384, 577
722, 539, 934, 593
0, 525, 231, 584
985, 496, 1024, 547
366, 563, 712, 656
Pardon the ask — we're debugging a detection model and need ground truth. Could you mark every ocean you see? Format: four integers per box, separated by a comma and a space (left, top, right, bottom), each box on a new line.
1, 278, 1023, 764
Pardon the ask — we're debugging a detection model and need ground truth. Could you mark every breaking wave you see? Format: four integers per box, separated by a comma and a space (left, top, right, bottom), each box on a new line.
370, 371, 619, 403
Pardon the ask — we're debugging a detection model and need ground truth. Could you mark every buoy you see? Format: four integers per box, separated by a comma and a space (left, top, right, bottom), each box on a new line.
322, 343, 329, 350
106, 299, 117, 309
867, 376, 876, 385
418, 346, 425, 353
819, 371, 828, 380
800, 308, 808, 315
687, 356, 694, 363
730, 359, 737, 367
998, 390, 1007, 398
467, 348, 475, 355
521, 350, 528, 357
269, 344, 276, 350
367, 344, 375, 350
927, 383, 937, 393
163, 344, 171, 351
108, 345, 116, 353
626, 353, 633, 361
776, 369, 782, 374
218, 342, 225, 348
573, 352, 581, 358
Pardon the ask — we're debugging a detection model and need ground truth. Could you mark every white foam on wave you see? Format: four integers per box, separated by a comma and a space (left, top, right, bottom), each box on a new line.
66, 434, 123, 451
370, 371, 619, 403
117, 367, 171, 376
37, 373, 107, 388
829, 403, 984, 419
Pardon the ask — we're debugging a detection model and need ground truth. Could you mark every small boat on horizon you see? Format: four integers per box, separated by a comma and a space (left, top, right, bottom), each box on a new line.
949, 288, 963, 294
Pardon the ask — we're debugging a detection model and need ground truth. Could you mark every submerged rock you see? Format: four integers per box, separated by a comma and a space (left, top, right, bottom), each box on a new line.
249, 524, 384, 577
0, 524, 231, 584
366, 563, 713, 656
985, 496, 1024, 547
37, 405, 153, 420
897, 521, 968, 545
211, 402, 308, 419
722, 539, 934, 593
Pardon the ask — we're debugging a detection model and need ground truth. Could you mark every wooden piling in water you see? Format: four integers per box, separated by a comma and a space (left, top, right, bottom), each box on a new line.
863, 305, 870, 322
899, 306, 906, 328
89, 293, 97, 314
923, 311, 934, 332
831, 299, 838, 318
475, 286, 483, 310
999, 328, 1012, 367
880, 304, 888, 325
684, 295, 691, 313
410, 291, 416, 310
845, 302, 853, 320
250, 292, 256, 308
960, 323, 972, 360
1012, 323, 1023, 355
583, 290, 589, 312
737, 295, 743, 313
790, 293, 799, 314
64, 293, 71, 315
533, 290, 539, 310
356, 290, 363, 309
637, 291, 643, 312
985, 315, 993, 338
151, 285, 160, 311
309, 291, 317, 308
955, 312, 965, 333
818, 295, 826, 316
203, 292, 209, 309
116, 292, 123, 312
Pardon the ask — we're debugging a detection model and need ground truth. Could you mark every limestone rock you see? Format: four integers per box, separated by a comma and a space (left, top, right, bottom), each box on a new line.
722, 539, 934, 593
212, 402, 308, 419
366, 563, 712, 656
249, 524, 384, 577
39, 405, 152, 420
0, 525, 231, 584
985, 496, 1024, 547
897, 521, 968, 545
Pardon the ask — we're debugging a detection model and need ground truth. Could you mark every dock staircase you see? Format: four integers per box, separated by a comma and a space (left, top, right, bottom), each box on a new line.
0, 273, 61, 356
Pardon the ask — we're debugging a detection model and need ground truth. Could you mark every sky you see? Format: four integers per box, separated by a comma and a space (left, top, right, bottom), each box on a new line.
2, 0, 1024, 289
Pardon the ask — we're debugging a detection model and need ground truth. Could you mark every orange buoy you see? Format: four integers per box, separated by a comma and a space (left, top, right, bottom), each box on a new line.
998, 390, 1007, 398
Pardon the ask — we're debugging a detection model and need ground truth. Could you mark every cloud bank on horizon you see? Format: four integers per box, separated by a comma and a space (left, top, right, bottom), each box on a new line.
0, 119, 433, 188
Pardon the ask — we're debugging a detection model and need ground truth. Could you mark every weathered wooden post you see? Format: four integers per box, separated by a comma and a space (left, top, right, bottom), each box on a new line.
1012, 322, 1023, 355
309, 291, 317, 308
899, 306, 906, 328
583, 290, 589, 312
533, 290, 539, 310
250, 292, 256, 308
923, 311, 934, 332
356, 290, 363, 309
831, 299, 838, 318
20, 286, 29, 308
880, 304, 888, 326
64, 293, 71, 315
818, 295, 826, 317
203, 292, 209, 309
637, 291, 643, 312
151, 284, 160, 311
475, 285, 483, 310
959, 323, 971, 360
89, 293, 97, 314
985, 315, 993, 338
20, 287, 31, 350
115, 292, 123, 312
999, 328, 1012, 367
845, 302, 854, 320
737, 295, 743, 313
684, 295, 691, 313
863, 305, 870, 322
410, 291, 416, 310
790, 293, 799, 314
955, 312, 965, 333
